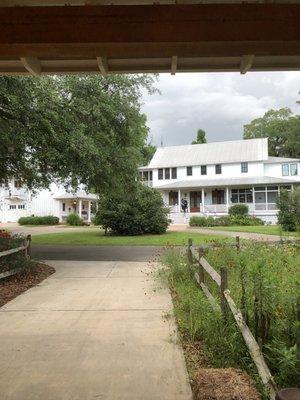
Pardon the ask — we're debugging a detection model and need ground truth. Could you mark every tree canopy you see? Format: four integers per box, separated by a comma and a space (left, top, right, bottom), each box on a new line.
192, 129, 207, 145
0, 75, 157, 193
243, 108, 300, 158
140, 142, 156, 165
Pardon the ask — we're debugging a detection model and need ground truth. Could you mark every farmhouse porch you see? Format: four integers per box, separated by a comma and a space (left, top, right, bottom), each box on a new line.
159, 180, 294, 224
54, 192, 98, 223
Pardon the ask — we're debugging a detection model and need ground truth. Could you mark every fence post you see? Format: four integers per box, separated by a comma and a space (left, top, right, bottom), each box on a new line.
220, 266, 228, 320
187, 238, 193, 264
26, 234, 31, 258
198, 247, 205, 284
236, 236, 240, 251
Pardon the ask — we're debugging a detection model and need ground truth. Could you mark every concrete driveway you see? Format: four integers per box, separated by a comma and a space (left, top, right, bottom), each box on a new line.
0, 222, 99, 236
0, 260, 192, 400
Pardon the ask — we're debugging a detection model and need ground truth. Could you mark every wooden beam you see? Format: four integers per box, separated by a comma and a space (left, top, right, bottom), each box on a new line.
20, 57, 41, 75
171, 55, 177, 75
97, 56, 108, 75
240, 54, 254, 74
0, 5, 300, 45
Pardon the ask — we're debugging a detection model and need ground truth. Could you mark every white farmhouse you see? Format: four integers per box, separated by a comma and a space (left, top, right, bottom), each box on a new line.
0, 182, 97, 223
139, 138, 300, 224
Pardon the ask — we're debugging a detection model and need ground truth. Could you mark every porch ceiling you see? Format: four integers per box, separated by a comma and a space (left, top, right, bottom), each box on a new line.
0, 4, 300, 74
157, 176, 298, 190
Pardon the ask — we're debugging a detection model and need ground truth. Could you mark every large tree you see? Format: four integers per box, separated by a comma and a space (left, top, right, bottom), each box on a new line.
192, 129, 207, 144
243, 108, 300, 158
0, 75, 156, 193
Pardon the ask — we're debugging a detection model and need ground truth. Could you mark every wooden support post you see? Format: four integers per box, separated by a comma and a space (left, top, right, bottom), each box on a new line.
26, 234, 31, 258
236, 236, 240, 251
220, 266, 228, 320
187, 238, 193, 264
198, 247, 205, 284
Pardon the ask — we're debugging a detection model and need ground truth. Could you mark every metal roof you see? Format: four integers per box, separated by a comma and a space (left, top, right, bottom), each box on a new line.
265, 156, 300, 164
148, 138, 268, 168
156, 176, 298, 189
53, 192, 98, 200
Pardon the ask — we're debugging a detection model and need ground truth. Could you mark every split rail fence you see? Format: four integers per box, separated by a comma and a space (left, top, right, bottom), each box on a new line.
0, 234, 32, 280
187, 237, 278, 400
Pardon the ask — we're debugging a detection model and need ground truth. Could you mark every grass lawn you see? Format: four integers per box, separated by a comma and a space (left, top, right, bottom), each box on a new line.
32, 230, 229, 246
207, 225, 297, 236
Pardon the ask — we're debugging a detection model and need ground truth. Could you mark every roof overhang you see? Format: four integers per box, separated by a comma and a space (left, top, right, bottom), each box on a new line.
156, 176, 299, 190
1, 3, 300, 75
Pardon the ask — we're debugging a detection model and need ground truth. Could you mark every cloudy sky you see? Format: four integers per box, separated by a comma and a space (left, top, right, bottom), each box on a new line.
141, 71, 300, 147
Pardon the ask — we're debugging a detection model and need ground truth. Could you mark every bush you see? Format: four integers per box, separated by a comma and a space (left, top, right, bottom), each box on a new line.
229, 204, 249, 216
18, 215, 59, 225
66, 213, 84, 226
277, 188, 300, 231
94, 184, 169, 235
189, 214, 263, 227
160, 242, 299, 390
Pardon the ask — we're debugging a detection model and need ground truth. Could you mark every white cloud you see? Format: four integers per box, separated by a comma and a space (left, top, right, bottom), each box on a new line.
142, 71, 300, 146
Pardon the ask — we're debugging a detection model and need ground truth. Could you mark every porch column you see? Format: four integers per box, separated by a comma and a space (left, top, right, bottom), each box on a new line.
78, 199, 82, 218
87, 201, 91, 223
201, 188, 205, 213
178, 189, 181, 212
226, 187, 229, 213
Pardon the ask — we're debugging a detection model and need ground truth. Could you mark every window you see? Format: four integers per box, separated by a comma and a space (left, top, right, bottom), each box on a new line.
169, 191, 178, 206
186, 166, 193, 176
164, 168, 170, 179
201, 165, 207, 175
9, 205, 16, 210
215, 164, 222, 174
149, 171, 153, 181
171, 167, 177, 179
290, 163, 298, 176
282, 164, 289, 176
241, 162, 248, 173
142, 171, 149, 181
18, 204, 25, 210
62, 203, 66, 212
158, 168, 163, 180
231, 188, 253, 203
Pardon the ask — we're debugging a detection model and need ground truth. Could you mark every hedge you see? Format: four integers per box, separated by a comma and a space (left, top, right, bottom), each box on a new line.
66, 213, 85, 226
18, 215, 59, 225
189, 215, 263, 227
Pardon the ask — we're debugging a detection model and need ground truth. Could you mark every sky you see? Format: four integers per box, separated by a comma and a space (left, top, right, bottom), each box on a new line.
141, 71, 300, 147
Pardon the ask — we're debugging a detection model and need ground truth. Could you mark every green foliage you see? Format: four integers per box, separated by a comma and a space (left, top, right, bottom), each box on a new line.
0, 75, 157, 193
189, 215, 263, 227
205, 243, 300, 388
277, 188, 300, 231
192, 129, 207, 144
140, 142, 156, 165
18, 215, 59, 225
66, 213, 84, 226
160, 242, 300, 390
229, 204, 249, 216
243, 108, 300, 158
94, 183, 169, 235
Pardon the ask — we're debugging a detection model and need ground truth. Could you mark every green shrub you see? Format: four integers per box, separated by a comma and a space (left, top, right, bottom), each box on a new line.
189, 216, 210, 227
277, 188, 300, 231
189, 214, 263, 227
18, 215, 59, 225
94, 183, 169, 235
229, 204, 249, 216
66, 213, 84, 226
160, 242, 299, 390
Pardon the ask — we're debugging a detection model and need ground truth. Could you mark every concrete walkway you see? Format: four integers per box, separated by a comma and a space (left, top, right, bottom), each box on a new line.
170, 224, 285, 242
0, 222, 99, 236
0, 260, 192, 400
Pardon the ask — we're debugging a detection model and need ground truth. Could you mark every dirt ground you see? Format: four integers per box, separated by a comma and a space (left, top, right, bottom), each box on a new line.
193, 368, 261, 400
0, 263, 55, 307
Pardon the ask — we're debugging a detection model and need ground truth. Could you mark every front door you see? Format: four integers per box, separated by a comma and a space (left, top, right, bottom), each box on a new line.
190, 191, 202, 212
212, 189, 225, 204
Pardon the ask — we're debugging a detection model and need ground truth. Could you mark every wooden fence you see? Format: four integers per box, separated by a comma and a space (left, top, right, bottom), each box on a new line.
187, 237, 277, 400
0, 234, 32, 280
